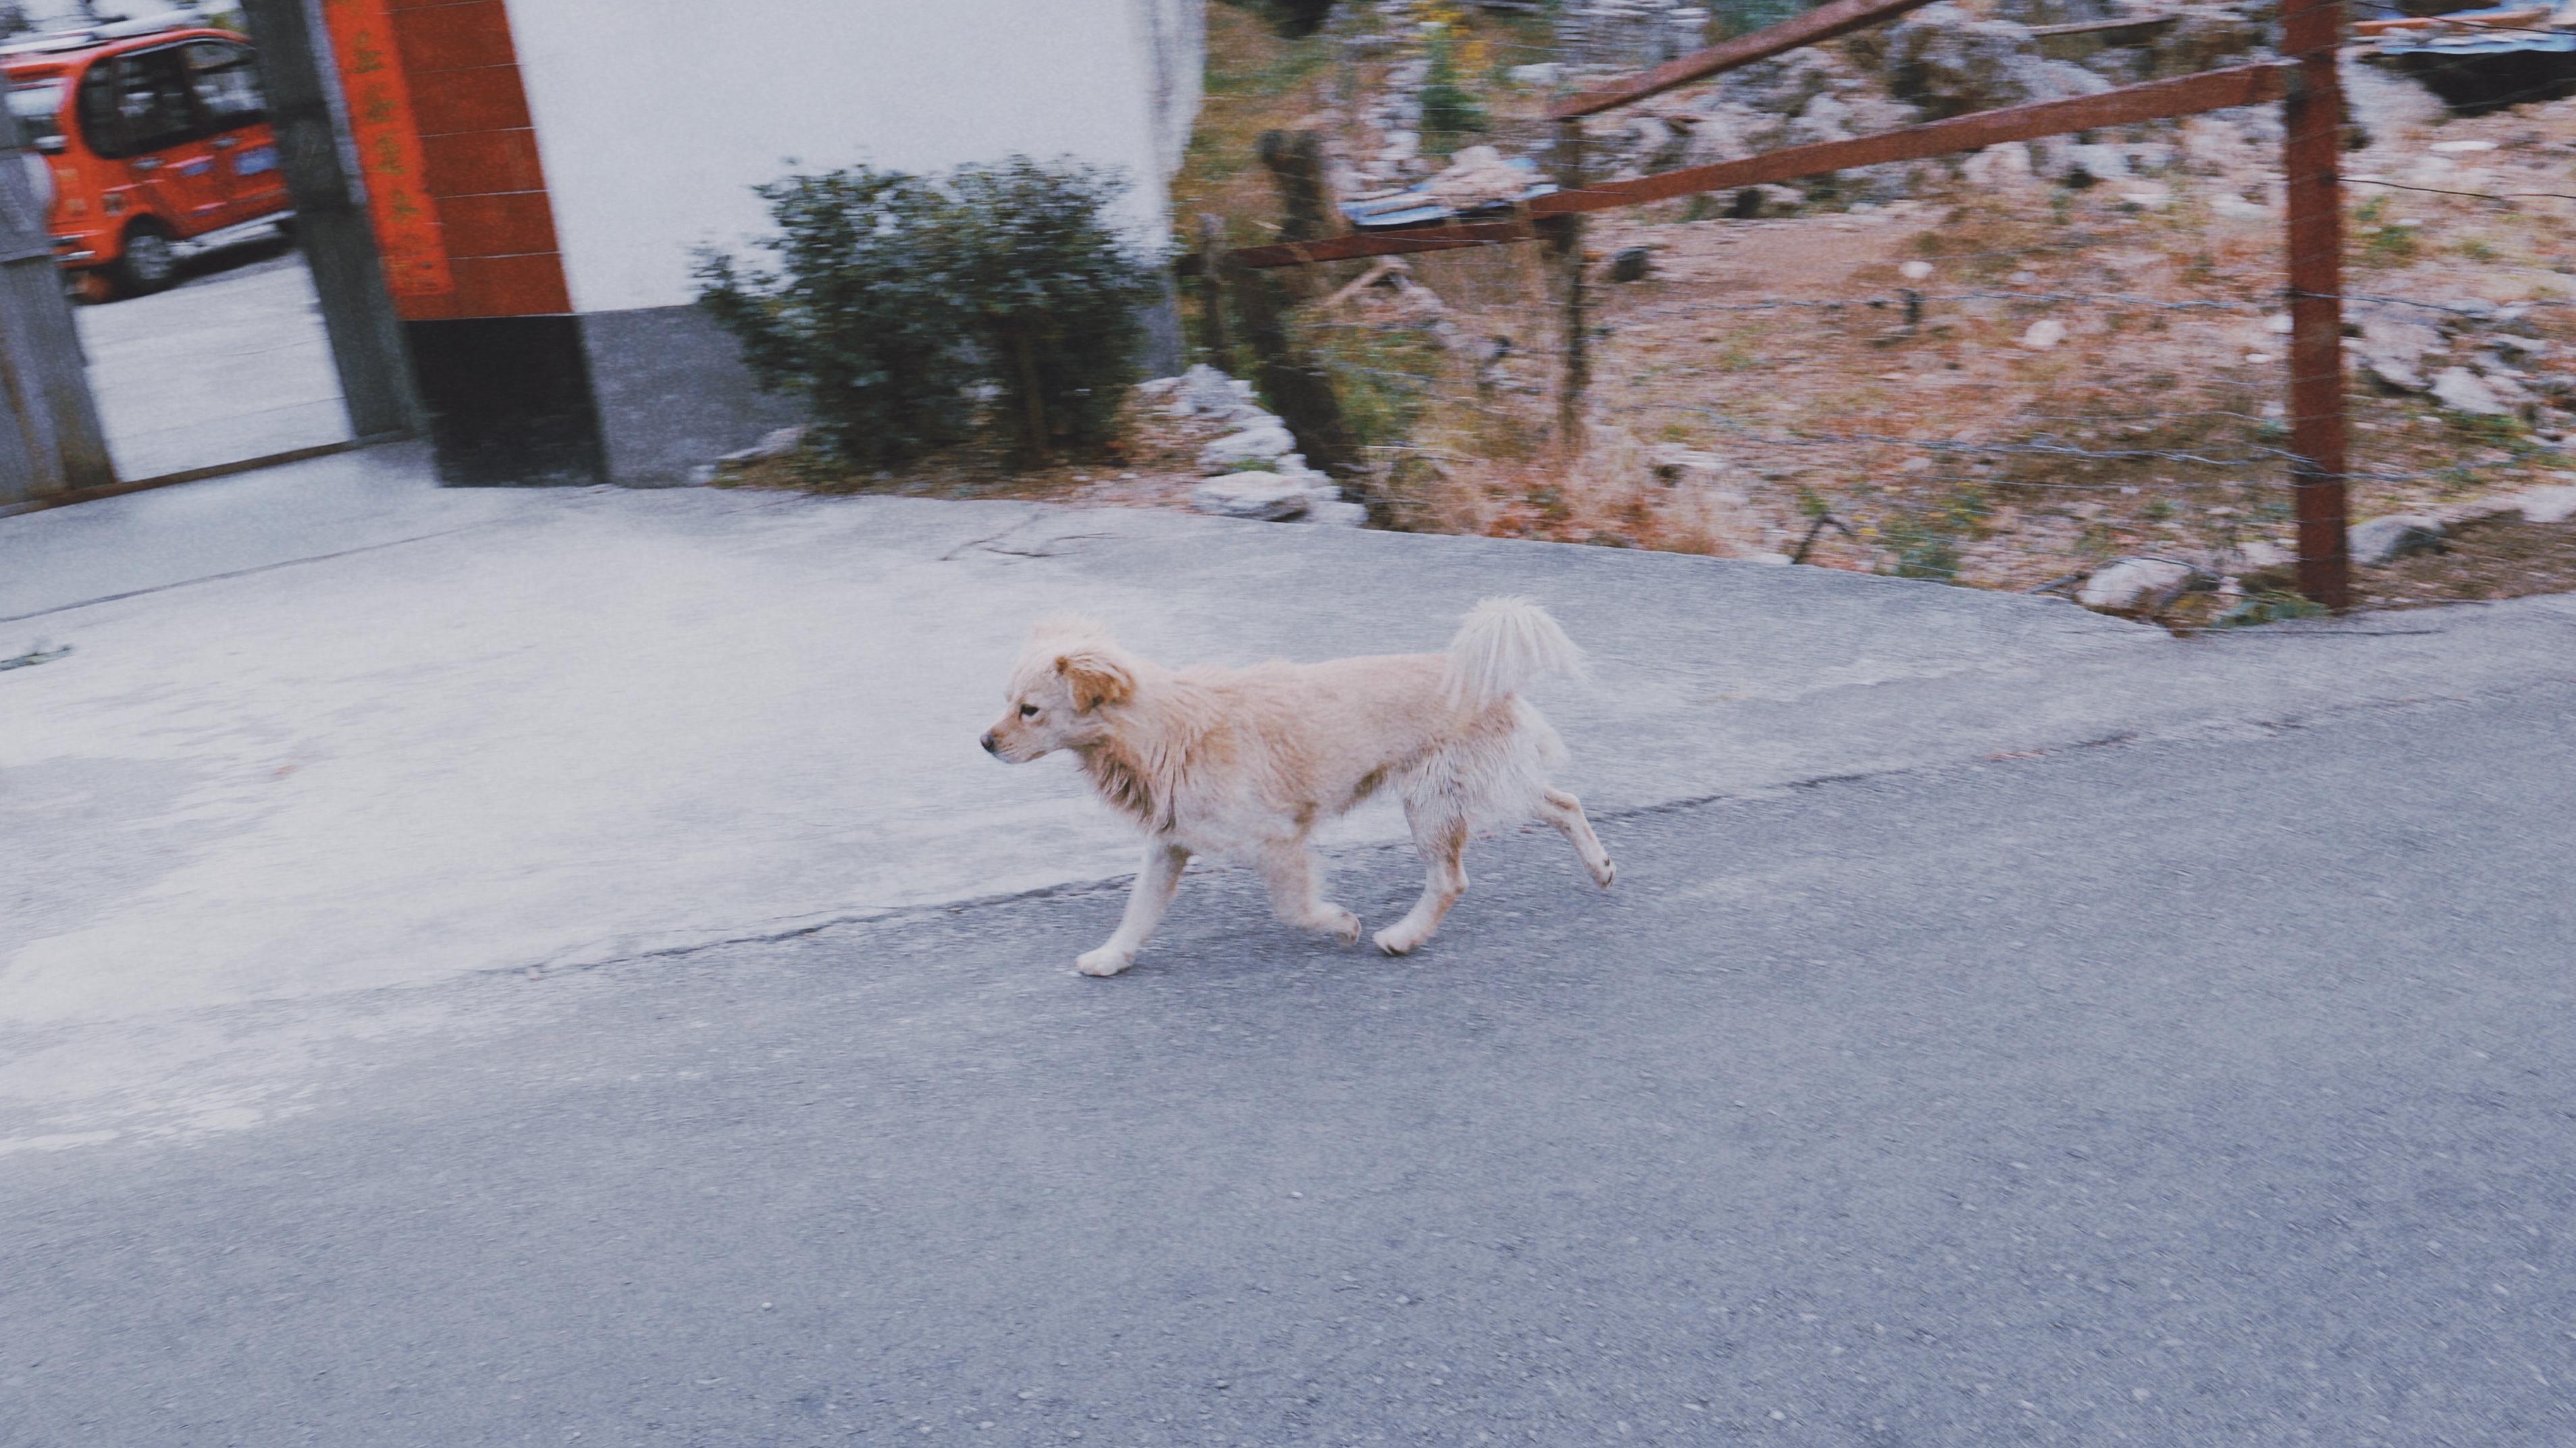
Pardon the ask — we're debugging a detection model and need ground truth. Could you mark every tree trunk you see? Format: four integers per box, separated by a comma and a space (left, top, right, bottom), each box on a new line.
1220, 254, 1363, 481
1257, 130, 1334, 302
1195, 213, 1232, 372
1010, 328, 1048, 467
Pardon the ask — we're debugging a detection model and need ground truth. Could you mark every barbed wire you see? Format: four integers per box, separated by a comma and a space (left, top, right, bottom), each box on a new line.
2345, 177, 2576, 205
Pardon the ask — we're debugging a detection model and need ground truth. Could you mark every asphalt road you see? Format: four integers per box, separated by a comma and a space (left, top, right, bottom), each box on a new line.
5, 682, 2572, 1447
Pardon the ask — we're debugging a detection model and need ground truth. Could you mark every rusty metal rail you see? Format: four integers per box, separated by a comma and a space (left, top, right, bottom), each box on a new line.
1547, 0, 1948, 119
1556, 62, 2288, 207
1198, 63, 2290, 273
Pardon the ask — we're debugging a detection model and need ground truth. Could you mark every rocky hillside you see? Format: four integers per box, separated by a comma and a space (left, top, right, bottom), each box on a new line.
1145, 0, 2576, 623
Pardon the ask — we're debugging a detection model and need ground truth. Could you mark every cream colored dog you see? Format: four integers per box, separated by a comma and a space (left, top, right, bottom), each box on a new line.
980, 598, 1614, 975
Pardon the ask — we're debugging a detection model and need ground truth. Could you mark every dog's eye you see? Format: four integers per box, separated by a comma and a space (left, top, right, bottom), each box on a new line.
1019, 703, 1039, 718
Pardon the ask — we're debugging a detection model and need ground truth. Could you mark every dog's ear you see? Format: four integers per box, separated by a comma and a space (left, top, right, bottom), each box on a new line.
1055, 648, 1134, 712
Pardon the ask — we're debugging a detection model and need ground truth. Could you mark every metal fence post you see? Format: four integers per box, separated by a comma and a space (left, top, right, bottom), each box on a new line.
2282, 0, 2350, 610
1552, 118, 1591, 454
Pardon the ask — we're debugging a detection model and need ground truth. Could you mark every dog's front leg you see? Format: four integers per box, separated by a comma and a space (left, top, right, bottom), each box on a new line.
1078, 838, 1190, 977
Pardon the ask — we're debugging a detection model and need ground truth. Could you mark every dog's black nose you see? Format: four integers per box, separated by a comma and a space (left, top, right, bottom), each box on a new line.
980, 732, 999, 756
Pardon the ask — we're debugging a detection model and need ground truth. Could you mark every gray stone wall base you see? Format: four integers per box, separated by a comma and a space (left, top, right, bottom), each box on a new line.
578, 304, 806, 488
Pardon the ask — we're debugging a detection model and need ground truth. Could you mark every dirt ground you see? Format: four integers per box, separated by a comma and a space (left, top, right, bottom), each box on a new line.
2351, 512, 2576, 609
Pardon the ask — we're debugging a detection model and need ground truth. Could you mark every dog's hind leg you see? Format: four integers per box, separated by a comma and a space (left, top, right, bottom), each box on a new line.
1538, 786, 1615, 888
1255, 840, 1363, 945
1078, 838, 1191, 977
1374, 810, 1469, 957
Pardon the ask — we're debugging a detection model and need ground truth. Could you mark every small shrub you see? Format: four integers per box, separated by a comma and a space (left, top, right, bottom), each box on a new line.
695, 156, 1157, 471
1419, 32, 1488, 138
1877, 485, 1987, 582
2213, 590, 2328, 628
694, 168, 978, 471
944, 158, 1160, 462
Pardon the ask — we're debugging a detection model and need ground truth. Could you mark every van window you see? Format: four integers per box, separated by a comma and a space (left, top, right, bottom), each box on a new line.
75, 61, 122, 156
5, 80, 63, 148
182, 41, 264, 130
81, 48, 196, 159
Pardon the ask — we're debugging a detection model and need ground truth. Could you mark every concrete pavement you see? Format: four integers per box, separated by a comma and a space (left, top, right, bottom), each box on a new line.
2, 680, 2570, 1445
72, 242, 351, 481
2, 446, 2574, 1154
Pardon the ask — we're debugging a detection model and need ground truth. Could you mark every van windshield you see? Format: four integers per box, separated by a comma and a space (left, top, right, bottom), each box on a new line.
5, 80, 63, 146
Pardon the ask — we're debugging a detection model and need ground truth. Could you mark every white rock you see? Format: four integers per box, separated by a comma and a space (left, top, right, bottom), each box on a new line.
1899, 259, 1933, 280
2509, 483, 2576, 524
2076, 558, 2199, 616
1134, 376, 1182, 398
1425, 144, 1532, 210
1647, 445, 1730, 484
1301, 500, 1371, 527
2431, 367, 2510, 416
2067, 143, 2130, 182
719, 424, 809, 465
2478, 369, 2535, 405
2348, 513, 2445, 565
2356, 314, 2441, 392
2019, 319, 2067, 351
2230, 539, 2295, 574
1170, 364, 1242, 417
1199, 423, 1298, 470
1189, 473, 1317, 521
1509, 62, 1562, 86
1960, 143, 2034, 189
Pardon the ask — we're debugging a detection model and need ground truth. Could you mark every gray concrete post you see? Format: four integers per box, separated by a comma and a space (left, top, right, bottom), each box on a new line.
0, 84, 113, 504
237, 0, 422, 442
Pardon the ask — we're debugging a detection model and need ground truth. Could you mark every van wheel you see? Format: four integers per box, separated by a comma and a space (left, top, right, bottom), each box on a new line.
107, 221, 179, 298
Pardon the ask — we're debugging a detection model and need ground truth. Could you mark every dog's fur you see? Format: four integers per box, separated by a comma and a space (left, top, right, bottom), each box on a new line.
980, 598, 1613, 975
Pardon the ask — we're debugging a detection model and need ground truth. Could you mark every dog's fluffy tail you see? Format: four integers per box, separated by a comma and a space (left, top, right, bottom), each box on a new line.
1444, 597, 1583, 709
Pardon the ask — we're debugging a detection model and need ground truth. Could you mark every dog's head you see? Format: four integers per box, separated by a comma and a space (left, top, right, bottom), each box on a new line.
981, 617, 1136, 763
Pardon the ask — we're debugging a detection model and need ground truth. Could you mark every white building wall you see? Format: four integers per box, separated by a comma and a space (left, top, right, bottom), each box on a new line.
1131, 0, 1204, 186
504, 0, 1200, 316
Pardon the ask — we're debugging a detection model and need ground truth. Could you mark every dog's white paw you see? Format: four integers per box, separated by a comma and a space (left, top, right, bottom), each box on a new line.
1326, 909, 1363, 946
1592, 857, 1616, 889
1076, 947, 1134, 977
1373, 926, 1421, 957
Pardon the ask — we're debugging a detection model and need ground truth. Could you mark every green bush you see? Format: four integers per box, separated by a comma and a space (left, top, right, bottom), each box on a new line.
1710, 0, 1810, 36
694, 157, 1157, 471
694, 169, 973, 470
1419, 34, 1488, 138
944, 158, 1159, 462
1230, 0, 1338, 37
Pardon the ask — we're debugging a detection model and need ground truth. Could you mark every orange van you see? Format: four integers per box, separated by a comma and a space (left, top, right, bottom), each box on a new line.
3, 16, 292, 299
